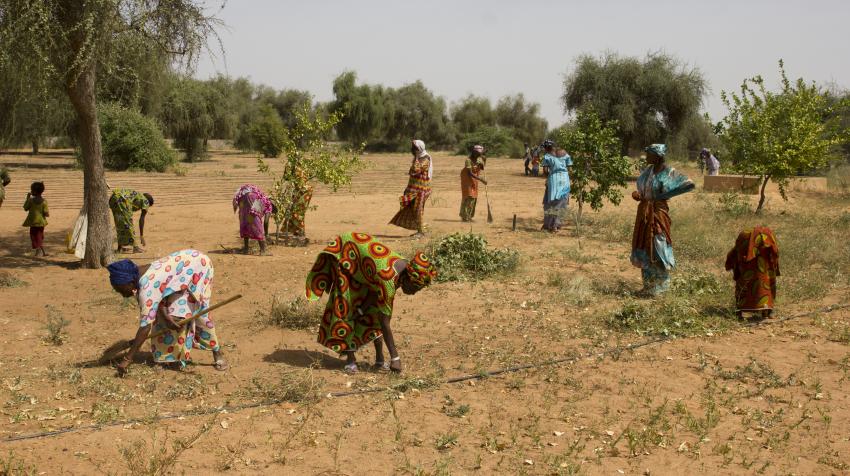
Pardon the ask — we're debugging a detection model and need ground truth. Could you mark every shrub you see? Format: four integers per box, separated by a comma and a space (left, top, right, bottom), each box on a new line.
457, 125, 523, 158
266, 296, 322, 330
44, 305, 70, 345
247, 105, 287, 158
95, 103, 176, 172
429, 233, 520, 282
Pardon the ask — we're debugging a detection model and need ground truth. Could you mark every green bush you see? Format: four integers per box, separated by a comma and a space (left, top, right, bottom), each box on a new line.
94, 103, 176, 172
456, 125, 524, 158
247, 105, 287, 158
429, 233, 520, 282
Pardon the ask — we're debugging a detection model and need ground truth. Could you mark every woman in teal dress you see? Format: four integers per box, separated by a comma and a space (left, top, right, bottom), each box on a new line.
630, 144, 694, 295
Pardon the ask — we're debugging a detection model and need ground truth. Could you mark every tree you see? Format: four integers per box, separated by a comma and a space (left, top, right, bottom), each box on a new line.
330, 71, 387, 147
451, 95, 495, 137
562, 52, 707, 155
0, 65, 73, 153
97, 103, 175, 172
457, 126, 523, 158
0, 0, 222, 268
494, 94, 548, 146
554, 109, 633, 241
247, 105, 287, 158
160, 76, 233, 161
718, 61, 849, 212
258, 107, 365, 240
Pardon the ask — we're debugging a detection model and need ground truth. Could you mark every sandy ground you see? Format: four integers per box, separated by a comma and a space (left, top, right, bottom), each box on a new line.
0, 151, 849, 475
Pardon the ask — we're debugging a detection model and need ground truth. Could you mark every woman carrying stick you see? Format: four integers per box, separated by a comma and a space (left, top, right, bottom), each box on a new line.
107, 249, 228, 376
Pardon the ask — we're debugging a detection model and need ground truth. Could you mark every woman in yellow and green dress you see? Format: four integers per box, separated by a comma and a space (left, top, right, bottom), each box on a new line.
109, 188, 153, 253
390, 139, 432, 236
107, 249, 227, 376
306, 232, 437, 373
460, 145, 487, 222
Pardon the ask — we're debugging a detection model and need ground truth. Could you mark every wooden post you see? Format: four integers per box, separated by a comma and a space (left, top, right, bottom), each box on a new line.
512, 214, 517, 231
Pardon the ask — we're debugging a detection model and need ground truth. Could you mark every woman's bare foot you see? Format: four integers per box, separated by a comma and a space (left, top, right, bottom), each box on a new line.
389, 356, 402, 373
238, 247, 250, 255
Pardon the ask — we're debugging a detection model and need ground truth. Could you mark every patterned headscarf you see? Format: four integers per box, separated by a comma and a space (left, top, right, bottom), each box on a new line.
107, 259, 140, 286
405, 251, 437, 288
645, 144, 667, 158
412, 139, 432, 180
472, 145, 484, 154
233, 184, 273, 217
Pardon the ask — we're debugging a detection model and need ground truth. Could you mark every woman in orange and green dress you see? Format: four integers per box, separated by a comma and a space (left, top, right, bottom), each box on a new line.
282, 166, 313, 245
390, 139, 432, 236
725, 226, 780, 319
306, 232, 437, 373
460, 145, 487, 222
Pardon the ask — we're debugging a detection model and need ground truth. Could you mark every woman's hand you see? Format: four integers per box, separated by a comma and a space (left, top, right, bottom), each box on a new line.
631, 191, 642, 201
162, 315, 180, 331
116, 357, 131, 377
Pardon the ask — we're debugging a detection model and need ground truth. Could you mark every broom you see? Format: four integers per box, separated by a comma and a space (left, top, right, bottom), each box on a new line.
485, 185, 494, 223
95, 294, 243, 364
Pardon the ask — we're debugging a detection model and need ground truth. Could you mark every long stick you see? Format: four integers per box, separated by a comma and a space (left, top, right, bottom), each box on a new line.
94, 294, 243, 363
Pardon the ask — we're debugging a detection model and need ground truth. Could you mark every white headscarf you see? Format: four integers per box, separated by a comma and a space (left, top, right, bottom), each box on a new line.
412, 139, 432, 179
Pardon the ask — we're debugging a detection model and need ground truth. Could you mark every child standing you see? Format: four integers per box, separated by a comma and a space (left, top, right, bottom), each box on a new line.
23, 181, 49, 256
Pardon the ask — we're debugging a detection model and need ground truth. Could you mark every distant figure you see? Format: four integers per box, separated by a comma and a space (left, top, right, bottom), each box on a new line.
23, 181, 49, 257
233, 184, 273, 255
0, 165, 10, 207
390, 139, 432, 237
531, 146, 541, 177
523, 143, 532, 176
109, 188, 153, 254
725, 227, 780, 319
630, 144, 695, 295
460, 145, 487, 222
540, 140, 572, 232
700, 148, 720, 176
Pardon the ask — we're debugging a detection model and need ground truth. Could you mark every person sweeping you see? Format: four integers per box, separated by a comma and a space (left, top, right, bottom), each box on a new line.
460, 145, 487, 222
306, 232, 437, 373
107, 249, 228, 376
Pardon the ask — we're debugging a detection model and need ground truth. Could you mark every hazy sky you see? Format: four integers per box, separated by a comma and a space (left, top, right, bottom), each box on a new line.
196, 0, 849, 128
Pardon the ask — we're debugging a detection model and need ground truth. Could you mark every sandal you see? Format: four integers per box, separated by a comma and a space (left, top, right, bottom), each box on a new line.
214, 359, 229, 371
372, 361, 390, 372
344, 362, 359, 374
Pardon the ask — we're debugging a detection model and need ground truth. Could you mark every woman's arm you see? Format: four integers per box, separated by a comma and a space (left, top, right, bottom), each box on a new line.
23, 194, 31, 210
116, 325, 151, 376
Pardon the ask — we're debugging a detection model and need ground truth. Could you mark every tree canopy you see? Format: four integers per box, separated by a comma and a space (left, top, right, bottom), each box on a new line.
562, 52, 707, 156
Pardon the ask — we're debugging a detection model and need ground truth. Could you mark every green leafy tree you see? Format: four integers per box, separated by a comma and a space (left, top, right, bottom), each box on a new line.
160, 76, 233, 161
330, 71, 386, 147
247, 105, 287, 158
554, 109, 633, 240
494, 94, 548, 146
451, 95, 495, 136
562, 52, 707, 156
258, 107, 365, 240
0, 0, 222, 268
457, 125, 523, 158
717, 60, 849, 212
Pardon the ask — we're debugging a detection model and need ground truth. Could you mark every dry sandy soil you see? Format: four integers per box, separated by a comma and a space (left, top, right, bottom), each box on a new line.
0, 150, 849, 475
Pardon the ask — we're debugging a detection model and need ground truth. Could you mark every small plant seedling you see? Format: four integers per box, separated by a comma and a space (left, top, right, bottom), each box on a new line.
44, 305, 70, 345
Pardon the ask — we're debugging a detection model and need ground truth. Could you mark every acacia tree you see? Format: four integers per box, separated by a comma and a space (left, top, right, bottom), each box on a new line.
562, 52, 707, 155
0, 1, 222, 268
718, 61, 849, 212
554, 109, 633, 241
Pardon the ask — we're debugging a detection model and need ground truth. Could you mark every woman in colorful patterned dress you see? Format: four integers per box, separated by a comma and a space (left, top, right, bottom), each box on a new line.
725, 226, 780, 319
390, 139, 432, 236
306, 232, 437, 373
233, 184, 273, 255
282, 166, 313, 245
540, 140, 573, 232
460, 145, 487, 222
109, 188, 153, 253
107, 250, 227, 376
630, 144, 695, 295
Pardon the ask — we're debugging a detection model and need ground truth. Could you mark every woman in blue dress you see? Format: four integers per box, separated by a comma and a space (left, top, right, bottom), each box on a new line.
540, 140, 573, 232
630, 144, 695, 295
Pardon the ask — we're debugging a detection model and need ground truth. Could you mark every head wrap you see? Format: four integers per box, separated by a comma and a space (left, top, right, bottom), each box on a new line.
701, 148, 710, 155
405, 251, 437, 288
412, 139, 432, 179
472, 145, 484, 153
645, 144, 667, 158
542, 139, 555, 149
107, 259, 140, 287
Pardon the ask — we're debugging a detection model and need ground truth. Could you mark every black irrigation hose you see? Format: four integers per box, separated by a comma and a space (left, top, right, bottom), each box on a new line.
3, 302, 848, 444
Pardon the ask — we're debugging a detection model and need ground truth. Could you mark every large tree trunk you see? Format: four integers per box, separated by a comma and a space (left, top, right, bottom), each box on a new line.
67, 62, 113, 268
